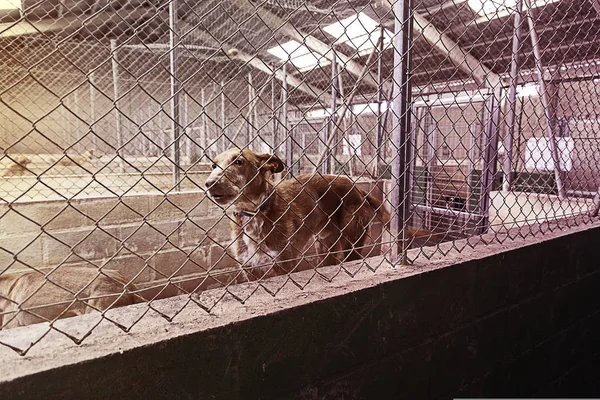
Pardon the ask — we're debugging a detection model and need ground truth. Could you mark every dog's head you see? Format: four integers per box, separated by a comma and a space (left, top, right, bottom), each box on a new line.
205, 148, 284, 209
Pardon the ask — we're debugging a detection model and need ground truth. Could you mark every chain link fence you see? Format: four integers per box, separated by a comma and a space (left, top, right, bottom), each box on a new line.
1, 0, 599, 354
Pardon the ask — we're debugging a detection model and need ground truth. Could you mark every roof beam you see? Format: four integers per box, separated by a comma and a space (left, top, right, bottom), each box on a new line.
0, 7, 161, 38
189, 29, 337, 107
379, 0, 500, 87
229, 0, 385, 92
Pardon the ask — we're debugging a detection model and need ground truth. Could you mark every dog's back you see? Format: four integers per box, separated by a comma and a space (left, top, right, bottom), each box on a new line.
0, 267, 141, 329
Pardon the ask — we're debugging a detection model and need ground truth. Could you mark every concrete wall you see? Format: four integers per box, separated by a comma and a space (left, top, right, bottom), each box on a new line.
0, 190, 239, 299
0, 219, 598, 399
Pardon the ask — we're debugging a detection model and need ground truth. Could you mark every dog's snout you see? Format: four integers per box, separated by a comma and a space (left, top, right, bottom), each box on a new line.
205, 178, 217, 188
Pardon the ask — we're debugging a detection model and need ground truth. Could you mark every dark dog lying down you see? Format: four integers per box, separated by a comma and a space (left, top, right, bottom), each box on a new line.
0, 267, 141, 329
205, 148, 429, 279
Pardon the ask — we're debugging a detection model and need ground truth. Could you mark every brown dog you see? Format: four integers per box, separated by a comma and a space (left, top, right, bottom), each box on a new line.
1, 156, 32, 176
205, 148, 396, 279
0, 267, 142, 329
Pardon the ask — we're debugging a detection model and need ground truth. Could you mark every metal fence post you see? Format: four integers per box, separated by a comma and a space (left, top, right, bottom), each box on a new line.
479, 87, 502, 234
220, 80, 226, 152
321, 53, 337, 175
110, 39, 124, 173
375, 25, 385, 178
183, 91, 191, 163
502, 0, 524, 193
247, 72, 253, 147
169, 0, 181, 190
390, 0, 414, 265
282, 63, 292, 176
271, 72, 277, 153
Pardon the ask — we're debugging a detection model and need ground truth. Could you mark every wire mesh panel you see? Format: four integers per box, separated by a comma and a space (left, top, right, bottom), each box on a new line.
1, 0, 600, 355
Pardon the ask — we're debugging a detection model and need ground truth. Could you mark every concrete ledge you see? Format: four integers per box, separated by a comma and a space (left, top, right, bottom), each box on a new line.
0, 217, 599, 399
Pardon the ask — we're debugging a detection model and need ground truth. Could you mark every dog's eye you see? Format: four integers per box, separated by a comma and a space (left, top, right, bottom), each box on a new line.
234, 159, 244, 166
212, 163, 217, 169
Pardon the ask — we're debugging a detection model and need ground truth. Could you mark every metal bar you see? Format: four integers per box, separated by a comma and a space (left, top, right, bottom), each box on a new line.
375, 25, 385, 178
502, 0, 524, 192
321, 53, 337, 175
282, 64, 292, 176
467, 123, 477, 186
524, 0, 565, 199
247, 72, 253, 147
271, 74, 277, 153
566, 189, 598, 197
333, 63, 346, 169
201, 87, 207, 154
423, 109, 434, 229
253, 85, 259, 150
414, 204, 484, 220
89, 71, 97, 152
408, 105, 423, 216
478, 88, 503, 234
158, 111, 164, 153
183, 91, 191, 162
169, 0, 181, 190
593, 188, 600, 217
220, 80, 226, 152
390, 0, 414, 265
110, 39, 124, 173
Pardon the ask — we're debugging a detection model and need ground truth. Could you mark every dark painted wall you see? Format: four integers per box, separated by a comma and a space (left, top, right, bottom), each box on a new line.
1, 226, 600, 399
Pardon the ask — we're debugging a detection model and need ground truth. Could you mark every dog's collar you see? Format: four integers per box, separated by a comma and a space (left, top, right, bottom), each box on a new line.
232, 189, 271, 218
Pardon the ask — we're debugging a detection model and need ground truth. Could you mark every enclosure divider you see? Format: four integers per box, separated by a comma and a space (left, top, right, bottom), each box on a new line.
390, 0, 413, 265
282, 63, 292, 177
502, 0, 524, 193
169, 0, 181, 190
110, 39, 124, 173
478, 87, 502, 234
524, 0, 565, 199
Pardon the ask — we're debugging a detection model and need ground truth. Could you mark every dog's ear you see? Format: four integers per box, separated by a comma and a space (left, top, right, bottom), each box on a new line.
256, 153, 285, 173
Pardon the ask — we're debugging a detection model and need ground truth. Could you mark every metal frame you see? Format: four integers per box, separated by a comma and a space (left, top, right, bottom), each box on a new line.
390, 0, 414, 265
